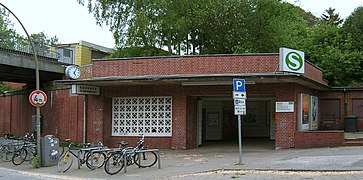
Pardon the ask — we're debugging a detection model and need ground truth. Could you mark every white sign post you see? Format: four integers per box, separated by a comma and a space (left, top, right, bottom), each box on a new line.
233, 79, 246, 165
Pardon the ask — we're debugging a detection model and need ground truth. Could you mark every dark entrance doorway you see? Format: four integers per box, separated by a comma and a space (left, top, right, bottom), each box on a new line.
197, 96, 275, 148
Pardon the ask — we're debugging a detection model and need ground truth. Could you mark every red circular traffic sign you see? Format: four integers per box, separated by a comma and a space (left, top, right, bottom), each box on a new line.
29, 90, 47, 107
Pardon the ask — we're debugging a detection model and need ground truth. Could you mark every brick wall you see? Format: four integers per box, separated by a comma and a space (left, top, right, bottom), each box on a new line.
91, 55, 325, 86
41, 90, 85, 142
0, 94, 34, 136
0, 89, 85, 141
294, 131, 344, 148
319, 90, 363, 130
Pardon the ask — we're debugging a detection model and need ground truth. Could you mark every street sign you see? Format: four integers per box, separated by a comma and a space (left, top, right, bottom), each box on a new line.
234, 99, 246, 106
29, 90, 47, 107
233, 92, 247, 99
233, 79, 245, 92
232, 78, 246, 165
234, 105, 246, 115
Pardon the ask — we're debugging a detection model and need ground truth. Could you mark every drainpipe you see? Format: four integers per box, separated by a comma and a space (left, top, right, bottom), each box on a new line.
83, 95, 88, 143
344, 88, 348, 116
9, 95, 12, 134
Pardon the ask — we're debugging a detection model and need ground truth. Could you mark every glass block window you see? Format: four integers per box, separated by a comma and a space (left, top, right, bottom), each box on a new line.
112, 96, 172, 136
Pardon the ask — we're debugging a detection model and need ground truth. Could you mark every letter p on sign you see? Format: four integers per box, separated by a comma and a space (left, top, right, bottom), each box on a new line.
233, 79, 245, 92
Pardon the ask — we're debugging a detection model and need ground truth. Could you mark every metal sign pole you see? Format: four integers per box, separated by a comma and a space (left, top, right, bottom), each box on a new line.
0, 3, 42, 166
238, 115, 243, 165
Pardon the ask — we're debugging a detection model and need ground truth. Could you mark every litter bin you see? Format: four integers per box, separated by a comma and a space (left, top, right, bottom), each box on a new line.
345, 115, 358, 132
41, 135, 59, 167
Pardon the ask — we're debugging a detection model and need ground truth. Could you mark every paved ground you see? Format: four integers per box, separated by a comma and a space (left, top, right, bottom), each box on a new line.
1, 140, 363, 179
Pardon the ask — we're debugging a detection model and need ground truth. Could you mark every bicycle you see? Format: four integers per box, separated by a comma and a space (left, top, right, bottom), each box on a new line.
0, 138, 22, 162
11, 133, 37, 166
57, 139, 107, 172
104, 135, 158, 175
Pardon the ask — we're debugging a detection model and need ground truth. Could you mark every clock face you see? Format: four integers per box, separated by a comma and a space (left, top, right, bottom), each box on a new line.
65, 65, 81, 79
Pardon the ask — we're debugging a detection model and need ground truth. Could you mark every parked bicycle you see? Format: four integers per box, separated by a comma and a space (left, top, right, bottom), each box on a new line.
11, 133, 37, 166
0, 136, 22, 162
57, 139, 107, 172
104, 134, 158, 175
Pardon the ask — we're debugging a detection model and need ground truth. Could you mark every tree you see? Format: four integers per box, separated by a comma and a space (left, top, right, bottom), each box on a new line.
0, 7, 59, 50
0, 8, 19, 49
321, 7, 343, 26
79, 0, 361, 86
300, 21, 363, 86
79, 0, 309, 54
342, 6, 363, 52
109, 46, 171, 58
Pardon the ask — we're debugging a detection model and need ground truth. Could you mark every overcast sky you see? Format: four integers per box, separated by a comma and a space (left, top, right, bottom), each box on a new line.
1, 0, 362, 49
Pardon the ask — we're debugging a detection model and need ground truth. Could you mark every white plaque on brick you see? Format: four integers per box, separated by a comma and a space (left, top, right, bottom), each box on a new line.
276, 101, 294, 112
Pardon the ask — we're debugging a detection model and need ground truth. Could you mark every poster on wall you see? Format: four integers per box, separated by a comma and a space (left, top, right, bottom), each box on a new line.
298, 93, 310, 131
310, 96, 319, 130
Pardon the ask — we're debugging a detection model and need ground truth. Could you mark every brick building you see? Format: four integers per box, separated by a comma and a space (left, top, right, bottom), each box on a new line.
1, 49, 363, 150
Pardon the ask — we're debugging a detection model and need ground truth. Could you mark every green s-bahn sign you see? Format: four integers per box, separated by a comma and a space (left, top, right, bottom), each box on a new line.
279, 48, 305, 74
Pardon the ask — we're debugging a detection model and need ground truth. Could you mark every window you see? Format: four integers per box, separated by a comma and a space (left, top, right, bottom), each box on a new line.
56, 48, 74, 64
63, 48, 73, 58
112, 96, 172, 136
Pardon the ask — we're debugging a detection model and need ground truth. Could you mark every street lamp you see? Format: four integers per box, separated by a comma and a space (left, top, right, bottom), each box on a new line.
0, 3, 42, 165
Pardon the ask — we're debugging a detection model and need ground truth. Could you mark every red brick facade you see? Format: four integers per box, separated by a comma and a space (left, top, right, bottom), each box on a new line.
1, 54, 362, 150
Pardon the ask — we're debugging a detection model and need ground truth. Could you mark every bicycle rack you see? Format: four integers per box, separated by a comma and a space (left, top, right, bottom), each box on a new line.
89, 148, 111, 170
77, 147, 103, 169
123, 149, 161, 173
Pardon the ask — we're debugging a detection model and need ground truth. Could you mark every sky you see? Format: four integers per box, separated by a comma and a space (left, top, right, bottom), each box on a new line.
0, 0, 362, 49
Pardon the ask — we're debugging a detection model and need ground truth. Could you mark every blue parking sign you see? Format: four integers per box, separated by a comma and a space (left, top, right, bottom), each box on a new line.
233, 79, 245, 92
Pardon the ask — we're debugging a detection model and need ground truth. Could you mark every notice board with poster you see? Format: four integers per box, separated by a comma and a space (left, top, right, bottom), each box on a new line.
298, 93, 310, 131
310, 96, 318, 130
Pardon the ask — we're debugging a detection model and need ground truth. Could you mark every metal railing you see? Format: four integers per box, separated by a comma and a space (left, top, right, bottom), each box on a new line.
0, 44, 73, 64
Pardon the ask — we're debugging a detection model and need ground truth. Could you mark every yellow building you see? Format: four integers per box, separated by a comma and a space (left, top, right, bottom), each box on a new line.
54, 40, 114, 66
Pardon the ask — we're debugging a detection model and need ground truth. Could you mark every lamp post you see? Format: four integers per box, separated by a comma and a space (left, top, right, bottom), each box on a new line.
0, 3, 42, 165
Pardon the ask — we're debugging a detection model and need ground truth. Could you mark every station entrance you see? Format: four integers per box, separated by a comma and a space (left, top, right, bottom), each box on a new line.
196, 95, 275, 147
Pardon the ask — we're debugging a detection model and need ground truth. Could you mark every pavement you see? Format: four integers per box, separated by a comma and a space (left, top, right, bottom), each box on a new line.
2, 139, 363, 179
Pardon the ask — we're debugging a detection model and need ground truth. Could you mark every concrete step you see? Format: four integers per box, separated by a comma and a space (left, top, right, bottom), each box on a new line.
343, 138, 363, 146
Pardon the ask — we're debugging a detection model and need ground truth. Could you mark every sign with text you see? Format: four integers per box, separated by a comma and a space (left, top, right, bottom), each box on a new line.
233, 92, 247, 99
234, 105, 246, 115
71, 85, 100, 95
276, 101, 294, 112
233, 79, 247, 116
233, 79, 245, 92
234, 99, 246, 106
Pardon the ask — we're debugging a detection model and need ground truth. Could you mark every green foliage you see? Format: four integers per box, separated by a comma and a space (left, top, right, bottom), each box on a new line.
31, 155, 41, 168
0, 7, 59, 50
300, 22, 363, 86
321, 7, 343, 26
80, 0, 309, 54
0, 83, 13, 93
80, 1, 362, 86
342, 6, 363, 52
0, 8, 19, 49
109, 46, 172, 58
231, 172, 246, 178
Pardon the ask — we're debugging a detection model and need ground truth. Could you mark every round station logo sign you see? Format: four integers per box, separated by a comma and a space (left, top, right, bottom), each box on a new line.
29, 90, 47, 107
279, 48, 305, 74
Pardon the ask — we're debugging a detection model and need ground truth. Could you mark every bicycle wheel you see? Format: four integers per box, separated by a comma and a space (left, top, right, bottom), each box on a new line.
134, 151, 157, 168
24, 147, 35, 162
0, 147, 14, 162
104, 153, 124, 175
57, 151, 74, 173
58, 146, 65, 157
29, 146, 37, 163
86, 151, 106, 169
12, 149, 27, 166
